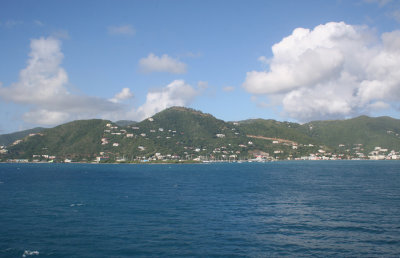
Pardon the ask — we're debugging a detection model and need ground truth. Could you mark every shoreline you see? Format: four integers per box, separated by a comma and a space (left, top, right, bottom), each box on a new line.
1, 159, 399, 165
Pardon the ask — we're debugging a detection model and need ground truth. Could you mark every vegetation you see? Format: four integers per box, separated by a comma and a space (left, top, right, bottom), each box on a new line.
0, 127, 45, 146
1, 107, 400, 163
300, 116, 400, 155
4, 120, 108, 161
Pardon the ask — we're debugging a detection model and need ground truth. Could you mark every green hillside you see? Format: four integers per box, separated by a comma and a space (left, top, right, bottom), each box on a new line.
2, 107, 400, 162
97, 107, 252, 160
6, 119, 109, 160
114, 120, 137, 127
300, 116, 400, 152
0, 127, 45, 146
237, 119, 315, 144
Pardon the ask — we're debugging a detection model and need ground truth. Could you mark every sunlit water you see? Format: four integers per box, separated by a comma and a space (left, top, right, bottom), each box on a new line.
1, 161, 400, 257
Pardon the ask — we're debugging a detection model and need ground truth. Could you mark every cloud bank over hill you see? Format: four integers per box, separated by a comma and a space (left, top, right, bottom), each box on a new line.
0, 37, 126, 125
132, 80, 199, 120
243, 22, 400, 121
2, 21, 399, 128
0, 37, 199, 126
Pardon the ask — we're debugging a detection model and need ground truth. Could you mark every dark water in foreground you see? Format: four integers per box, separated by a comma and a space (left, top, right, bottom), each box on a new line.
0, 161, 400, 257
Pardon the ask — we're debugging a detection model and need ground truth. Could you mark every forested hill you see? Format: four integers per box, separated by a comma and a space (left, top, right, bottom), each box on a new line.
1, 107, 400, 162
0, 127, 45, 146
301, 116, 400, 152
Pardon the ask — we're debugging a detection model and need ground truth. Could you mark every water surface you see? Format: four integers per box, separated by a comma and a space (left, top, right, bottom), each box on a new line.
1, 161, 399, 257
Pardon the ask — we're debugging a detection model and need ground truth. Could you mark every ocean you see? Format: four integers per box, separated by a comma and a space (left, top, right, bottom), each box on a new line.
0, 161, 399, 257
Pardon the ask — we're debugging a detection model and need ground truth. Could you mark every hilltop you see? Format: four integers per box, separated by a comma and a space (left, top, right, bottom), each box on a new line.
1, 107, 400, 162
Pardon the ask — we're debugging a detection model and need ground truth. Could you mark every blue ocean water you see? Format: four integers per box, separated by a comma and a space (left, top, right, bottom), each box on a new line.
0, 161, 400, 257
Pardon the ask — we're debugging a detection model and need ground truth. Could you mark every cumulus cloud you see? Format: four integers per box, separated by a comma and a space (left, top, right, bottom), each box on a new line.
107, 24, 136, 36
243, 22, 400, 121
110, 88, 134, 103
0, 37, 68, 105
139, 53, 187, 74
0, 37, 122, 125
133, 80, 199, 120
0, 37, 204, 127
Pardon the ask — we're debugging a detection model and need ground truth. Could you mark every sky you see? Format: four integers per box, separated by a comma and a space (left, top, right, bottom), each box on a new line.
1, 0, 400, 133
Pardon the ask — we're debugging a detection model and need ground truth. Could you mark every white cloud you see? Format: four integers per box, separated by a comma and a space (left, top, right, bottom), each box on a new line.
243, 22, 400, 121
107, 24, 136, 36
139, 53, 187, 74
110, 88, 134, 103
133, 80, 198, 120
0, 37, 122, 125
0, 37, 68, 105
0, 37, 204, 126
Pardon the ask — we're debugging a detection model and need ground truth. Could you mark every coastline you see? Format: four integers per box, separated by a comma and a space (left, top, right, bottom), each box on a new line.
1, 159, 398, 165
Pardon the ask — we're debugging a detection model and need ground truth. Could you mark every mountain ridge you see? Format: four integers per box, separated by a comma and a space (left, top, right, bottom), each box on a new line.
1, 106, 400, 162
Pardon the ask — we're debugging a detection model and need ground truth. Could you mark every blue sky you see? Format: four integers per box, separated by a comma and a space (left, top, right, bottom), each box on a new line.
1, 0, 400, 133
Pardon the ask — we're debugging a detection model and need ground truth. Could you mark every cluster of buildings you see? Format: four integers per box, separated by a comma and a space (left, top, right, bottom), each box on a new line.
368, 147, 399, 160
1, 118, 400, 163
101, 121, 183, 148
0, 145, 7, 154
96, 119, 246, 163
296, 146, 400, 161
